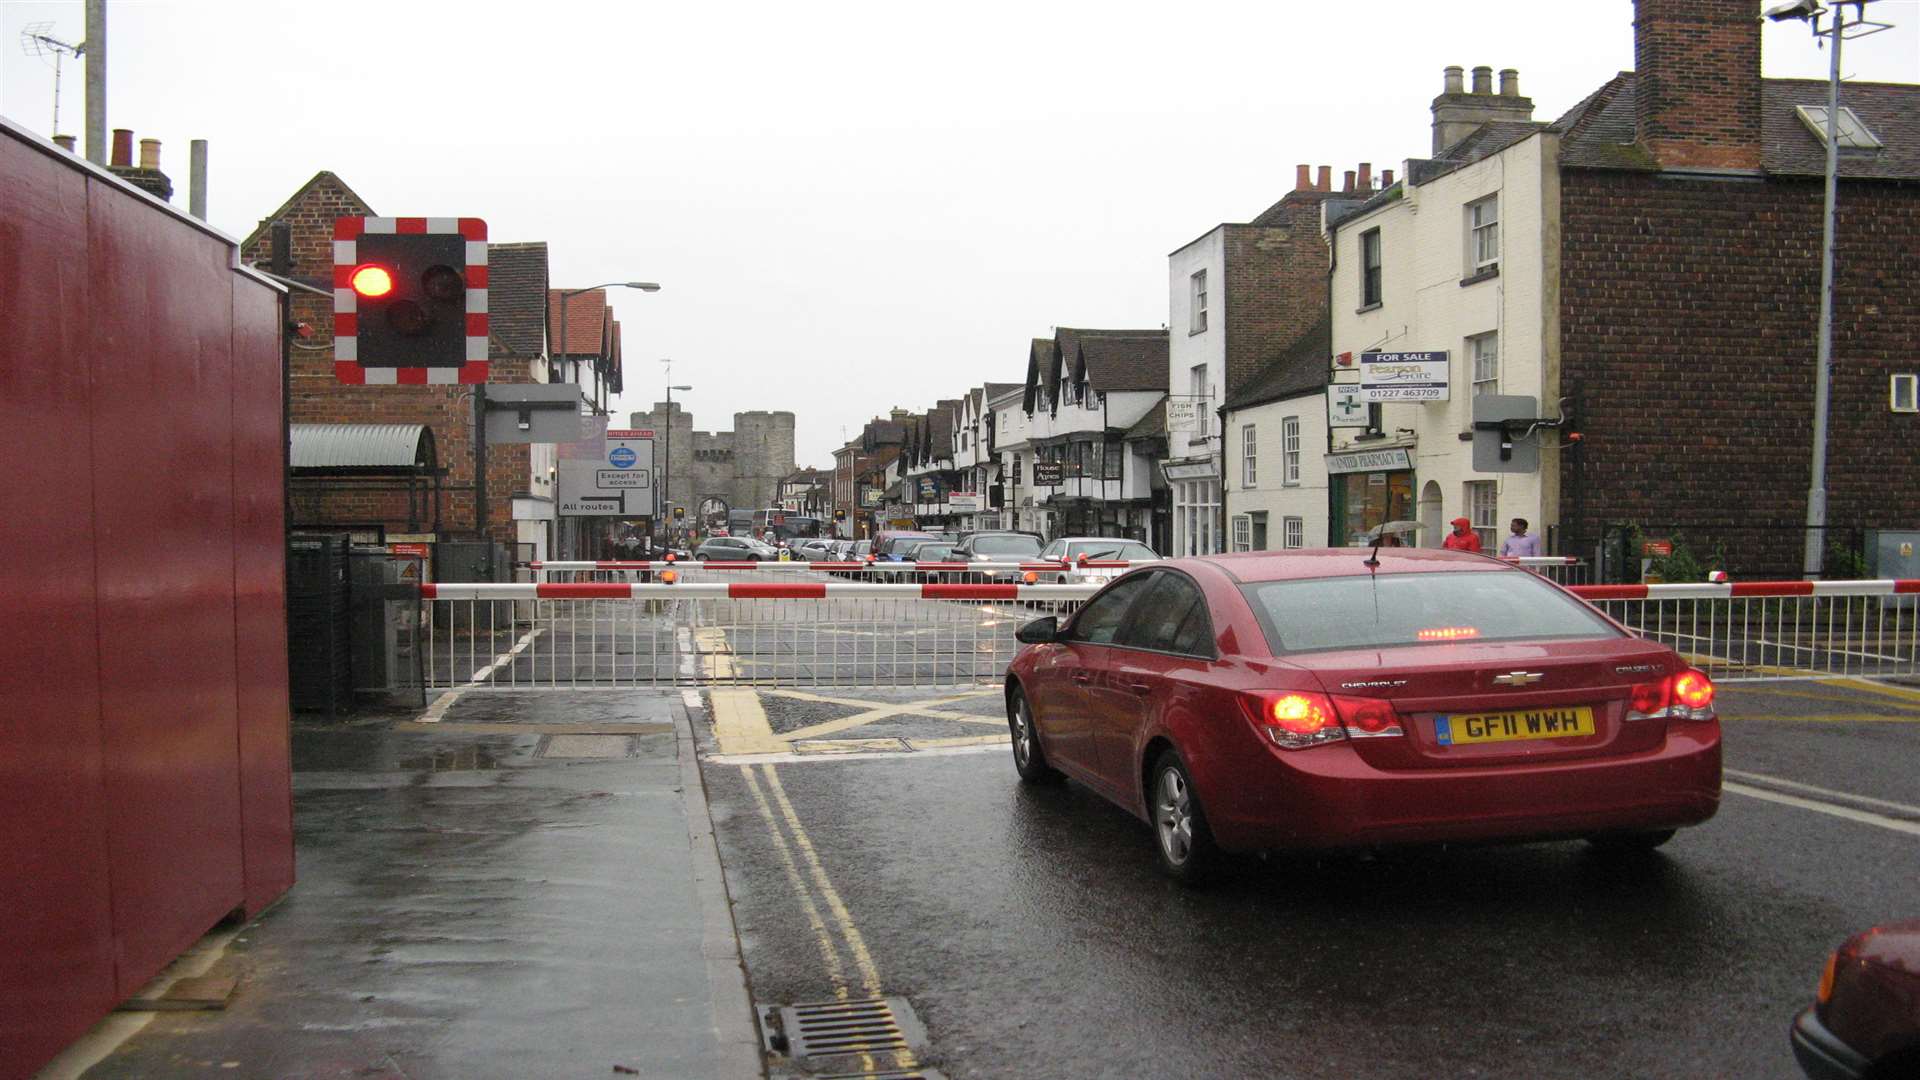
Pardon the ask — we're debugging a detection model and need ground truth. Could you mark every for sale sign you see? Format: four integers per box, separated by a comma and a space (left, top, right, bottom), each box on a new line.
1360, 351, 1450, 402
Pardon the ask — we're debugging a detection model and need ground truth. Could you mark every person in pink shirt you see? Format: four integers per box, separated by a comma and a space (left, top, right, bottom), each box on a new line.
1500, 517, 1542, 558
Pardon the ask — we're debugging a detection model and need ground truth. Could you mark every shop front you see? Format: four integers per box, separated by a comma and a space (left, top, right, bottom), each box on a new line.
1164, 458, 1220, 556
1325, 447, 1415, 546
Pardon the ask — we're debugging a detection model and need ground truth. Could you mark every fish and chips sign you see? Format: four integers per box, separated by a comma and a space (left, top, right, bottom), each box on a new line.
1360, 351, 1450, 402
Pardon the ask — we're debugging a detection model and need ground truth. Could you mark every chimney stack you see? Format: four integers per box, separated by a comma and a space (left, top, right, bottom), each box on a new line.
1632, 0, 1762, 170
1316, 165, 1331, 191
1357, 162, 1372, 192
1431, 64, 1535, 155
1342, 169, 1355, 194
1382, 168, 1395, 188
53, 134, 77, 152
1295, 163, 1312, 191
106, 128, 175, 201
1443, 65, 1464, 95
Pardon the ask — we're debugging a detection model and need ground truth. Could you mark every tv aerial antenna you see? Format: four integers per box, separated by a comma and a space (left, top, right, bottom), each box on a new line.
19, 22, 85, 136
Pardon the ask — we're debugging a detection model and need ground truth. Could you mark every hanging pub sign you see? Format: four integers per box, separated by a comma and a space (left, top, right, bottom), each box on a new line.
1031, 460, 1064, 486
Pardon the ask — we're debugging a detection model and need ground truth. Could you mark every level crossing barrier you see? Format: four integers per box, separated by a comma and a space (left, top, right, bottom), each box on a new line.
429, 571, 1916, 692
423, 578, 1097, 690
521, 558, 1135, 586
1571, 578, 1919, 682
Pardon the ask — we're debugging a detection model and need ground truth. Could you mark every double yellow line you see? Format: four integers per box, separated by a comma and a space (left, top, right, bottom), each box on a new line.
740, 762, 917, 1072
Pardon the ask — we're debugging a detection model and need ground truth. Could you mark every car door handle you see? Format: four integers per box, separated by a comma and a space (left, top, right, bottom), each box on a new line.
1071, 670, 1092, 684
1125, 681, 1152, 695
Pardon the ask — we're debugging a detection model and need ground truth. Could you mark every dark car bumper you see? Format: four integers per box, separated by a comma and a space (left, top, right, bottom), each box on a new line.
1792, 1005, 1872, 1080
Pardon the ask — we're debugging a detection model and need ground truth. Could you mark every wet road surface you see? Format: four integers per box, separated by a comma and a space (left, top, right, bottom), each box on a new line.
704, 679, 1920, 1079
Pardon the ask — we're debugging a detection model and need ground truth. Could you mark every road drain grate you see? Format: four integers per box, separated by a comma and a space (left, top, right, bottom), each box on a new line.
814, 1071, 947, 1080
759, 995, 928, 1067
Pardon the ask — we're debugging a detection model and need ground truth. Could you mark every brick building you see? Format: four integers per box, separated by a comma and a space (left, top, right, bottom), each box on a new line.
243, 171, 630, 563
832, 413, 909, 538
1553, 0, 1920, 576
1166, 168, 1372, 554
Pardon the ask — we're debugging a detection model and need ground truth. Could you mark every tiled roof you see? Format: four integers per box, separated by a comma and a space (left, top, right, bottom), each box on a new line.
1225, 313, 1331, 411
1057, 328, 1168, 393
1554, 73, 1920, 179
547, 289, 609, 357
984, 381, 1022, 401
486, 242, 548, 359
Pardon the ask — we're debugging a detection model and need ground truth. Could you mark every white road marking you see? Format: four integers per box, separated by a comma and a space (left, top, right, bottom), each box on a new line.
708, 743, 1004, 766
418, 627, 544, 721
1724, 782, 1920, 838
1725, 769, 1920, 818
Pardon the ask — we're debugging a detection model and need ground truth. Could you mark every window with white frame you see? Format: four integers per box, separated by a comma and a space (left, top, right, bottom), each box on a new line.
1012, 454, 1022, 486
1241, 425, 1257, 487
1231, 514, 1252, 552
1189, 364, 1210, 437
1466, 480, 1498, 551
1282, 416, 1300, 484
1190, 270, 1209, 334
1467, 195, 1499, 275
1283, 516, 1304, 549
1360, 229, 1382, 307
1469, 332, 1499, 396
1893, 374, 1917, 413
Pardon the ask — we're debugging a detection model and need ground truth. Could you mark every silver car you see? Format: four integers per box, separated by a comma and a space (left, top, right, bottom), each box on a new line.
1035, 537, 1160, 583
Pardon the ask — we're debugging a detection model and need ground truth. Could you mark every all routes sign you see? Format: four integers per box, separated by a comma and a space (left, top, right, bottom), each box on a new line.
558, 422, 656, 517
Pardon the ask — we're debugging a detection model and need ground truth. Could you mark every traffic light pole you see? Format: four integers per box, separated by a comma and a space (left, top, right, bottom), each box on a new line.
474, 384, 489, 546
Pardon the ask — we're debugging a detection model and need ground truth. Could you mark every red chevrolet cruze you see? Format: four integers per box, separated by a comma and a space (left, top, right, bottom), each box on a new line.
1003, 549, 1722, 881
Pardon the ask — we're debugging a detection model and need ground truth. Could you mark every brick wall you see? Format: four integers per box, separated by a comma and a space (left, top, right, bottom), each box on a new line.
1223, 196, 1334, 396
1558, 168, 1920, 576
241, 174, 535, 545
1632, 0, 1762, 171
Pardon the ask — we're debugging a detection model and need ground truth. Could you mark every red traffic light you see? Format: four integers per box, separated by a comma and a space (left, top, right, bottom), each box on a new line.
350, 265, 394, 298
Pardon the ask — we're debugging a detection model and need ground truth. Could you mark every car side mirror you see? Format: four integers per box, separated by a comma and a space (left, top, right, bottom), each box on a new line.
1015, 616, 1059, 644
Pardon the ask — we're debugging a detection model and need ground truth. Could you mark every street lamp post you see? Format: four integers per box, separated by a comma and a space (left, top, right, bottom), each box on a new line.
659, 372, 692, 548
1765, 0, 1893, 577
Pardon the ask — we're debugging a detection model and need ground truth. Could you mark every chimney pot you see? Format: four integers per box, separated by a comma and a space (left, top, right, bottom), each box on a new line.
111, 128, 133, 167
1444, 65, 1464, 94
1471, 66, 1493, 94
1382, 168, 1396, 187
1343, 169, 1356, 193
1357, 162, 1373, 191
138, 138, 161, 170
1316, 165, 1331, 191
53, 134, 77, 152
1499, 68, 1520, 97
1295, 164, 1312, 191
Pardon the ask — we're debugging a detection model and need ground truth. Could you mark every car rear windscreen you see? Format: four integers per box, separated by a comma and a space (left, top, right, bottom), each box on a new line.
1240, 570, 1620, 654
973, 535, 1041, 555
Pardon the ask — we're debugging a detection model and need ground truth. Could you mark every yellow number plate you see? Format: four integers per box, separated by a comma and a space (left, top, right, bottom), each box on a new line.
1435, 706, 1596, 746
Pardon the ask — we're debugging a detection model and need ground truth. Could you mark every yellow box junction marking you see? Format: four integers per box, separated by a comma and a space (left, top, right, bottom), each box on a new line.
708, 689, 787, 755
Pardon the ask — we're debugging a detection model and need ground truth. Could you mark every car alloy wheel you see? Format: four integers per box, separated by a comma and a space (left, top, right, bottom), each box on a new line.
1008, 688, 1062, 785
1151, 750, 1218, 883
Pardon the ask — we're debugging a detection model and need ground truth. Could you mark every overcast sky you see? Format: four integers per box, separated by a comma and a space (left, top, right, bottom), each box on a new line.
4, 0, 1916, 465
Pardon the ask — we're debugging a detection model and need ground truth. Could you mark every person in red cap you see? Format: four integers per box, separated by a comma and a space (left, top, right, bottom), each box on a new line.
1442, 516, 1483, 552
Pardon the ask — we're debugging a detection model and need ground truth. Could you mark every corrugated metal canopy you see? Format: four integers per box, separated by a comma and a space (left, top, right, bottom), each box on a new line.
290, 424, 435, 471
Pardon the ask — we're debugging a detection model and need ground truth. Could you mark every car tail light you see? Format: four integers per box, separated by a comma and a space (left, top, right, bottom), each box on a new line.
1332, 695, 1404, 739
1673, 670, 1715, 716
1624, 670, 1715, 722
1245, 692, 1403, 749
1817, 951, 1837, 1004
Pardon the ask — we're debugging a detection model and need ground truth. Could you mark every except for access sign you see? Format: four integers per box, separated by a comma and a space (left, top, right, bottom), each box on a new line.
1360, 351, 1450, 402
557, 425, 656, 516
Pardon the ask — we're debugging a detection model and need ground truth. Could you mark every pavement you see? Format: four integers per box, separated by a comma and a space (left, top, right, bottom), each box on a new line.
44, 690, 763, 1080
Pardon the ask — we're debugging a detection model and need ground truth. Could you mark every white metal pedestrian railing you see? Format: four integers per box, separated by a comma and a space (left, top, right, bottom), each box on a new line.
422, 579, 1096, 690
520, 558, 1129, 586
1572, 579, 1919, 682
